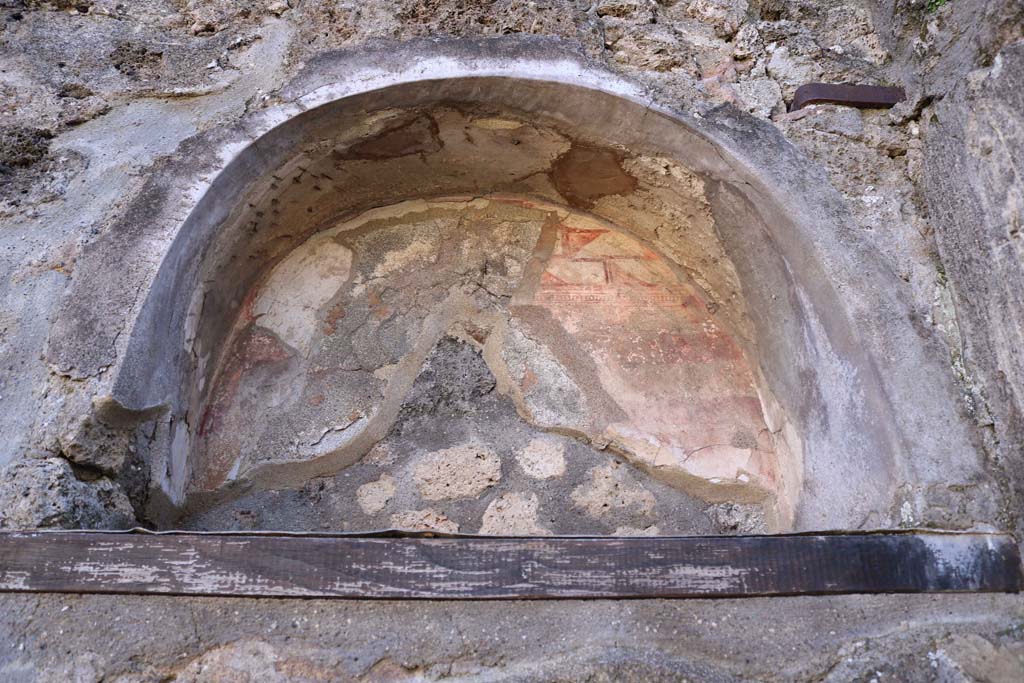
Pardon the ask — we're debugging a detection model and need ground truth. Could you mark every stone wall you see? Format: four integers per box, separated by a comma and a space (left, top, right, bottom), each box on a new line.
2, 1, 999, 532
2, 2, 1024, 679
4, 592, 1024, 682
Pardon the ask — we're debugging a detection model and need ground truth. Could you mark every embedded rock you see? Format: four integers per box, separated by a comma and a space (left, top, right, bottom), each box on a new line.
0, 457, 135, 530
705, 502, 768, 534
732, 77, 784, 117
479, 492, 551, 535
355, 473, 395, 515
55, 412, 134, 475
389, 508, 459, 534
516, 437, 567, 480
0, 126, 52, 169
413, 443, 502, 502
571, 462, 656, 520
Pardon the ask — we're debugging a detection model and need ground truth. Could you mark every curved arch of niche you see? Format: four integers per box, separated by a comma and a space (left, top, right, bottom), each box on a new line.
47, 40, 979, 533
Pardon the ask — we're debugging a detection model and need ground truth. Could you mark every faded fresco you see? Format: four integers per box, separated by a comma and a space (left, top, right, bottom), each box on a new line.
187, 196, 774, 533
528, 217, 774, 489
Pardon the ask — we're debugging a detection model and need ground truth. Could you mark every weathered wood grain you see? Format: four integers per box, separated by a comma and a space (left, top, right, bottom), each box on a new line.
0, 531, 1019, 599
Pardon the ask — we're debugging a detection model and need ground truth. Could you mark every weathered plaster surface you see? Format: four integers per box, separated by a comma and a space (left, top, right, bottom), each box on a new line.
870, 0, 1024, 538
25, 52, 971, 536
2, 1, 1023, 678
184, 196, 769, 535
0, 5, 1002, 536
2, 592, 1023, 682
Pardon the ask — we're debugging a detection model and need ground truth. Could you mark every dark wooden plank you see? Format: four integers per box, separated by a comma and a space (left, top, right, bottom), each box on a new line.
0, 531, 1019, 599
790, 83, 906, 111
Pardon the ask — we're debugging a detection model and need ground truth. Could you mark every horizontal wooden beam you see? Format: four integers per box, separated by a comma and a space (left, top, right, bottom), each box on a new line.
0, 531, 1019, 599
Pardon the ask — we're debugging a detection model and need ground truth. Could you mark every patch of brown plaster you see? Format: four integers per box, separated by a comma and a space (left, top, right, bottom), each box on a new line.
549, 143, 638, 209
335, 114, 442, 161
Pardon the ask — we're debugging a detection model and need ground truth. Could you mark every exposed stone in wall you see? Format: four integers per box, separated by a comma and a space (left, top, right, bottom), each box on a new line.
0, 457, 135, 529
571, 462, 656, 520
289, 0, 605, 61
413, 444, 503, 502
706, 501, 768, 535
388, 508, 459, 534
516, 437, 567, 479
479, 492, 551, 535
355, 473, 394, 515
53, 411, 134, 475
0, 126, 51, 168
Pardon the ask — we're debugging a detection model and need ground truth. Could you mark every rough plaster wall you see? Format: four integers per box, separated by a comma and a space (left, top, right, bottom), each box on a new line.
0, 0, 998, 536
869, 0, 1024, 537
0, 0, 991, 531
1, 593, 1023, 682
1, 1, 1023, 679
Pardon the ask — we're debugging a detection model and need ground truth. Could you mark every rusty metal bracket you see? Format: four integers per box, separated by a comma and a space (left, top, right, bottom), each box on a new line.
790, 83, 906, 112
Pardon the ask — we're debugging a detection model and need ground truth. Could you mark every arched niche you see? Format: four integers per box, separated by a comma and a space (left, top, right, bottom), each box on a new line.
47, 39, 984, 533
